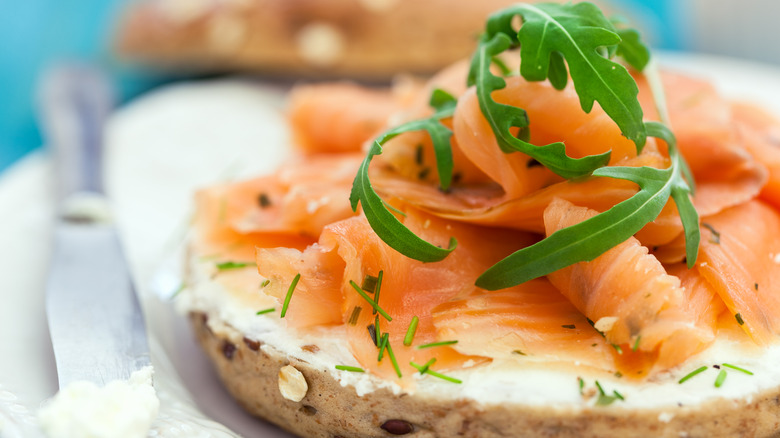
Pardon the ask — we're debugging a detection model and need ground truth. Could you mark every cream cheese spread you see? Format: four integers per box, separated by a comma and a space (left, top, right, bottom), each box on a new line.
38, 367, 159, 438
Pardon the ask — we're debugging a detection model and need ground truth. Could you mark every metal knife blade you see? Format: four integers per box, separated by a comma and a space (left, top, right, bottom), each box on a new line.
40, 64, 151, 387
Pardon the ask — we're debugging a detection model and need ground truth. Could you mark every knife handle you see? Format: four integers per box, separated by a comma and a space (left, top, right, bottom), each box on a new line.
37, 63, 115, 201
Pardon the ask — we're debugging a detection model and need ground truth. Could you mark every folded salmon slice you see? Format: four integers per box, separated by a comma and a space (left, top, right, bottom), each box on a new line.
695, 200, 780, 344
543, 198, 713, 370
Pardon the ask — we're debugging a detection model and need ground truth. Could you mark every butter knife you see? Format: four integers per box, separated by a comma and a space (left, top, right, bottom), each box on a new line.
40, 64, 151, 387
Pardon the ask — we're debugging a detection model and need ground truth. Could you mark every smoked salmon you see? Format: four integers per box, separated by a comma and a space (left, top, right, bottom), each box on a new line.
191, 59, 780, 381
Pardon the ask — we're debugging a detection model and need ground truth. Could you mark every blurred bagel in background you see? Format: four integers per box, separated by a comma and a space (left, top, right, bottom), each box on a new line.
114, 0, 564, 79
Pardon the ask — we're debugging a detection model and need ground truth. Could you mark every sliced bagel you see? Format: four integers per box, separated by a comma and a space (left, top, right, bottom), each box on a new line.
180, 251, 780, 438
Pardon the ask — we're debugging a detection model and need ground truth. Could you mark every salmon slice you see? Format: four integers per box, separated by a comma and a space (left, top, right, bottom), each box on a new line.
731, 102, 780, 209
543, 198, 711, 369
321, 207, 537, 383
256, 243, 346, 328
288, 83, 400, 154
193, 153, 363, 260
431, 279, 615, 372
695, 200, 780, 344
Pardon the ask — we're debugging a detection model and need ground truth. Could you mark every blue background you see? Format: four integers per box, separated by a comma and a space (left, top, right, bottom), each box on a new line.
0, 0, 749, 172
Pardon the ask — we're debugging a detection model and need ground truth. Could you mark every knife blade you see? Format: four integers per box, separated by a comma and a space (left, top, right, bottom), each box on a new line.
40, 64, 151, 387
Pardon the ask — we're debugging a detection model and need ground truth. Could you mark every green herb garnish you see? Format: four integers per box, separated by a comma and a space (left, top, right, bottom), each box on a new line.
512, 349, 527, 356
561, 324, 576, 329
678, 365, 708, 384
260, 279, 270, 288
280, 273, 301, 318
735, 313, 745, 326
256, 307, 275, 315
632, 336, 641, 352
404, 316, 419, 346
361, 274, 379, 294
594, 380, 623, 405
410, 361, 462, 384
714, 369, 728, 387
349, 90, 459, 263
722, 363, 754, 375
578, 377, 585, 395
385, 340, 402, 378
335, 365, 364, 373
348, 1, 699, 289
374, 315, 381, 346
416, 358, 437, 374
702, 222, 721, 244
215, 261, 255, 271
378, 332, 389, 362
416, 340, 459, 350
349, 280, 392, 321
372, 270, 384, 315
258, 192, 271, 208
348, 306, 362, 326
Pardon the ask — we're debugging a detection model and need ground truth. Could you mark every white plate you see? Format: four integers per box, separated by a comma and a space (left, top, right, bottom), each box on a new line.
2, 53, 780, 437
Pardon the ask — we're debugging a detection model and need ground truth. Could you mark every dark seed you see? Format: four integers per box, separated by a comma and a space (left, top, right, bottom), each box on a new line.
300, 405, 317, 416
243, 337, 261, 351
222, 341, 237, 360
258, 192, 271, 208
381, 419, 414, 435
367, 324, 378, 346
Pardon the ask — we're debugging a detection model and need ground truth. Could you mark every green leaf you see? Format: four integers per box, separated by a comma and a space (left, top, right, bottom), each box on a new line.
476, 2, 648, 151
476, 121, 699, 290
349, 103, 458, 263
470, 33, 611, 179
615, 28, 651, 71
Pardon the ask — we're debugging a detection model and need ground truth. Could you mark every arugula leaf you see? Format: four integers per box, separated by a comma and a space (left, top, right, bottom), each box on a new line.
615, 28, 651, 71
473, 2, 647, 151
469, 33, 612, 179
476, 121, 699, 290
349, 92, 458, 263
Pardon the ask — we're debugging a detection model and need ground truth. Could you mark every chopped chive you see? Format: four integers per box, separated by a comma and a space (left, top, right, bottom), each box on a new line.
258, 192, 272, 208
385, 340, 402, 378
714, 369, 728, 388
722, 363, 754, 375
614, 371, 623, 378
377, 333, 389, 362
512, 349, 527, 356
416, 340, 458, 349
367, 324, 378, 346
561, 324, 576, 329
280, 273, 301, 318
678, 365, 708, 384
735, 313, 745, 325
170, 282, 186, 299
415, 144, 424, 165
632, 336, 641, 352
349, 280, 392, 321
404, 316, 419, 346
702, 222, 721, 244
347, 306, 362, 326
335, 365, 364, 373
418, 167, 431, 180
372, 271, 383, 315
417, 358, 437, 374
260, 279, 270, 288
361, 274, 379, 293
578, 377, 584, 395
256, 307, 275, 315
613, 390, 625, 400
755, 283, 759, 291
216, 261, 255, 270
611, 344, 623, 355
410, 362, 461, 384
374, 315, 381, 346
594, 380, 606, 396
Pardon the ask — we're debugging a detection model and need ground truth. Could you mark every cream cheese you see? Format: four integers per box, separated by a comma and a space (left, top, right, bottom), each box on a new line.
38, 367, 159, 438
178, 252, 780, 410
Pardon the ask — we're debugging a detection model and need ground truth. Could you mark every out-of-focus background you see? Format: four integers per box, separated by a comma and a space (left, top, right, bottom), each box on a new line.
1, 0, 778, 173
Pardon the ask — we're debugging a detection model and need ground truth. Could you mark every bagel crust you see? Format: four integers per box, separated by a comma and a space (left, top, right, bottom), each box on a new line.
190, 312, 780, 438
